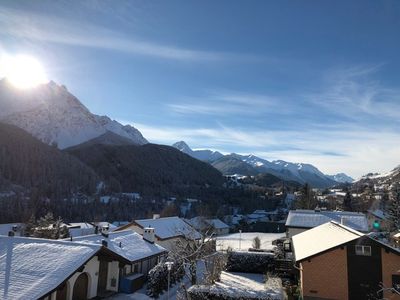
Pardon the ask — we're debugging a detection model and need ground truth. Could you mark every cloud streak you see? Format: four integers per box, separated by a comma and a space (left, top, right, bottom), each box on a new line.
0, 6, 260, 62
167, 90, 285, 116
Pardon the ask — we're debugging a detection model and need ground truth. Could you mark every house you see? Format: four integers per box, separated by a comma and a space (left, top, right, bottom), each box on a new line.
285, 209, 368, 238
117, 216, 201, 250
292, 221, 400, 300
70, 230, 167, 292
0, 235, 128, 300
66, 222, 117, 238
0, 223, 24, 236
187, 217, 230, 236
66, 222, 96, 237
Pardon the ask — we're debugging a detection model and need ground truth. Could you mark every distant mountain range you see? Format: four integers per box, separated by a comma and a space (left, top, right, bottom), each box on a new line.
0, 78, 353, 194
0, 79, 147, 149
172, 141, 354, 188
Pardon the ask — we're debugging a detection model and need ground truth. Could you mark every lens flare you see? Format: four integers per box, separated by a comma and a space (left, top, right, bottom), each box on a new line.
1, 55, 48, 89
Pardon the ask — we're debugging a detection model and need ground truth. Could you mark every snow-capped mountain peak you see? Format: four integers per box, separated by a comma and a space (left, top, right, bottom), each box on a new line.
0, 78, 147, 148
172, 141, 224, 162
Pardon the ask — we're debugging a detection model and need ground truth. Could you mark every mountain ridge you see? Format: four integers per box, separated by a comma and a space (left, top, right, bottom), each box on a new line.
173, 141, 349, 188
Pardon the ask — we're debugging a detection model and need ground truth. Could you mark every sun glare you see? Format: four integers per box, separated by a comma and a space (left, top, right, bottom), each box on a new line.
1, 55, 48, 89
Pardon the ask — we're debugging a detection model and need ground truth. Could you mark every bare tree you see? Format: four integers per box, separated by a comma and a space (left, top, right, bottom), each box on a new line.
169, 226, 216, 285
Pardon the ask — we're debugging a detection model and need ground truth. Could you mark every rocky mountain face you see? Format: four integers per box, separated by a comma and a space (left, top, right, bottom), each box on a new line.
0, 79, 147, 149
173, 141, 344, 188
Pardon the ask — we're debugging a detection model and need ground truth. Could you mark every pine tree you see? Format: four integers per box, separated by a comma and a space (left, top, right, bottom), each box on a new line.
343, 192, 353, 211
387, 186, 400, 232
295, 183, 317, 209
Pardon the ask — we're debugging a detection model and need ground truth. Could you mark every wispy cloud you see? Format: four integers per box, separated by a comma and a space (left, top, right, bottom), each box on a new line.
129, 121, 400, 178
307, 64, 400, 121
167, 90, 284, 116
0, 6, 260, 62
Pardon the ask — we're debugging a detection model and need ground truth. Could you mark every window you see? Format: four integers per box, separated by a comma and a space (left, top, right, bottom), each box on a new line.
133, 263, 139, 273
393, 274, 400, 292
355, 245, 371, 256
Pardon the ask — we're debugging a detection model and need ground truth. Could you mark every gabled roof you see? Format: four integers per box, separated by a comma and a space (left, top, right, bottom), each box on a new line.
131, 216, 201, 240
0, 236, 101, 300
71, 230, 166, 262
188, 217, 229, 230
206, 218, 229, 229
285, 209, 368, 232
292, 221, 363, 262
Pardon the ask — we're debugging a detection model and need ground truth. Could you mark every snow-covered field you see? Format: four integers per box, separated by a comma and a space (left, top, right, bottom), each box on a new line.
216, 232, 285, 251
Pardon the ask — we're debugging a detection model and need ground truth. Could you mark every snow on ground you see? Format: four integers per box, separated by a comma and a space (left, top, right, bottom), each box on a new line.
216, 232, 285, 251
189, 271, 284, 300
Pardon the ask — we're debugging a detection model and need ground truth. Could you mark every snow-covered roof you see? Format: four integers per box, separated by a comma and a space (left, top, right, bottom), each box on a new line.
206, 218, 229, 229
285, 210, 368, 232
67, 222, 94, 229
94, 222, 117, 231
0, 236, 100, 300
70, 230, 166, 262
292, 221, 363, 262
134, 217, 201, 240
188, 217, 229, 230
368, 209, 387, 220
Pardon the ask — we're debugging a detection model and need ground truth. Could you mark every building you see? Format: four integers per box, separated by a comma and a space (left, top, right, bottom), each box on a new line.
71, 230, 167, 277
285, 209, 368, 238
187, 217, 230, 236
0, 235, 128, 300
0, 223, 24, 236
292, 221, 400, 300
117, 216, 201, 250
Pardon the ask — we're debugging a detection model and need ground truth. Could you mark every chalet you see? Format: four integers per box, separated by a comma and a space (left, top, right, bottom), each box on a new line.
285, 209, 368, 238
187, 217, 230, 236
70, 230, 167, 293
0, 235, 128, 300
292, 221, 400, 300
117, 216, 201, 250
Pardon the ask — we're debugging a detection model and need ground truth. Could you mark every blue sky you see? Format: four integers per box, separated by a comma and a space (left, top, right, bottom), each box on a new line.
0, 0, 400, 177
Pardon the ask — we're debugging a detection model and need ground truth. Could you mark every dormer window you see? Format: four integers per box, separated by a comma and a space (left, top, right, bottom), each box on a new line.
355, 245, 371, 256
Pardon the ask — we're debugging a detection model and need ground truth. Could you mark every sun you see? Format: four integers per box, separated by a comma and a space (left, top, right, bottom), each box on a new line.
1, 54, 48, 89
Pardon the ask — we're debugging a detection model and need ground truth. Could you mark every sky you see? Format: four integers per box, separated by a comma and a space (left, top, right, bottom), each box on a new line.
0, 0, 399, 178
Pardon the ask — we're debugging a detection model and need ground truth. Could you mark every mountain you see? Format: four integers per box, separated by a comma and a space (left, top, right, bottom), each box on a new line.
327, 173, 354, 183
0, 79, 147, 149
172, 141, 224, 162
173, 141, 339, 188
211, 155, 260, 176
0, 122, 99, 197
66, 142, 224, 196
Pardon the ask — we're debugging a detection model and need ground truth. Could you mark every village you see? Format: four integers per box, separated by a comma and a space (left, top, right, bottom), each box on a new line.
1, 180, 400, 300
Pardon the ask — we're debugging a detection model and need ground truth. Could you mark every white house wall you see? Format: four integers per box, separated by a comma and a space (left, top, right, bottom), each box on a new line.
106, 261, 120, 292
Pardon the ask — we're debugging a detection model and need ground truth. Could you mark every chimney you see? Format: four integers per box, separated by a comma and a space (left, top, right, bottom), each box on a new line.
143, 227, 155, 243
102, 239, 108, 247
101, 225, 109, 235
341, 217, 346, 225
153, 214, 160, 220
8, 231, 14, 237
